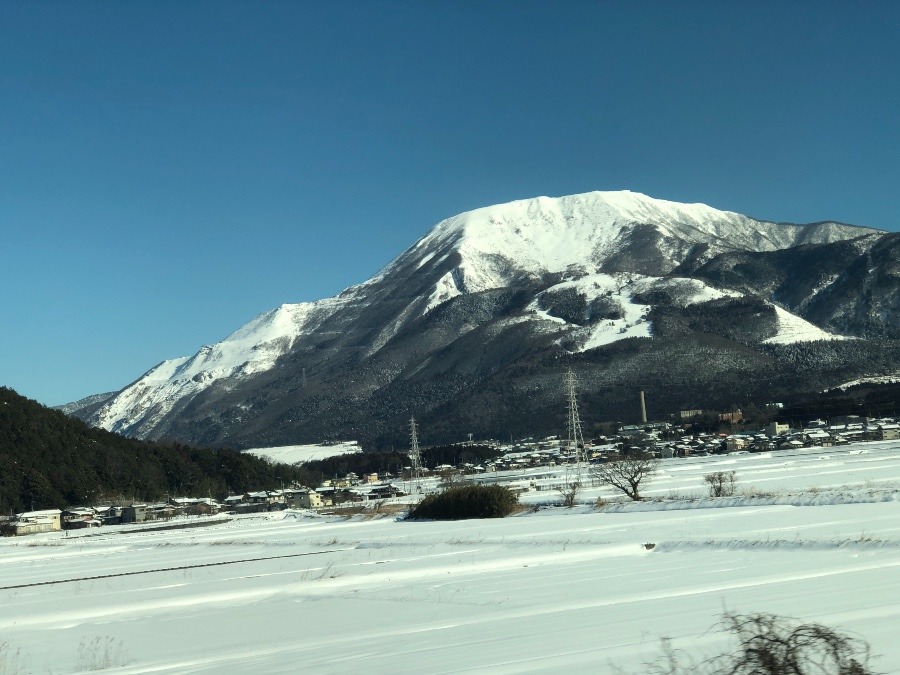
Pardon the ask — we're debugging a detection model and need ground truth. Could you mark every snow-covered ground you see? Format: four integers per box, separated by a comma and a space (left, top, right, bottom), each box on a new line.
242, 440, 362, 465
3, 441, 900, 673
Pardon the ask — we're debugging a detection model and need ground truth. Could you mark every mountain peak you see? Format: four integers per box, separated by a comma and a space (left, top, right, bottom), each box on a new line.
393, 191, 879, 296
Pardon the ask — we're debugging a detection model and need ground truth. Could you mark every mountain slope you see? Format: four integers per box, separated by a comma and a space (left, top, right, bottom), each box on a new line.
65, 190, 896, 448
688, 232, 900, 338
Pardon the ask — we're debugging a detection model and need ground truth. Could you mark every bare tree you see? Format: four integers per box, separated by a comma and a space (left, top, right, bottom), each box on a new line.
591, 453, 659, 501
703, 470, 737, 497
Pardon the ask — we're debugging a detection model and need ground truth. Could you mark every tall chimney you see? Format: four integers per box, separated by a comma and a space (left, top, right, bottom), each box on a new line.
640, 390, 647, 424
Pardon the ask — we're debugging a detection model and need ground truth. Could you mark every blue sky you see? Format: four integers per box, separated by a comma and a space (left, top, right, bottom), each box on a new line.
2, 1, 899, 407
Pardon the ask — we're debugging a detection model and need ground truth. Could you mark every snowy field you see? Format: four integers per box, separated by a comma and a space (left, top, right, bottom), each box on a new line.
3, 441, 900, 674
241, 440, 362, 465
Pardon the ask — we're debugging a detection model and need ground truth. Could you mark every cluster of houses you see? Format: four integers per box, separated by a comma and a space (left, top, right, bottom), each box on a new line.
431, 415, 900, 474
585, 416, 898, 459
1, 499, 221, 536
721, 417, 899, 453
1, 481, 410, 537
219, 482, 403, 513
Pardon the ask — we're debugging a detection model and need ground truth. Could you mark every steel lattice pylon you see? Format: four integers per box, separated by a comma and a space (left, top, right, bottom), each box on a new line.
409, 416, 423, 494
565, 368, 588, 487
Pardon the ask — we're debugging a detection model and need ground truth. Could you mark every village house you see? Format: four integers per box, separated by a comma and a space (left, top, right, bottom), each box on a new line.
95, 505, 124, 525
804, 429, 835, 447
222, 495, 245, 510
246, 491, 268, 504
170, 497, 221, 515
145, 503, 181, 520
725, 436, 750, 453
9, 509, 62, 535
121, 503, 148, 523
62, 508, 102, 529
284, 489, 323, 509
754, 437, 777, 452
766, 422, 790, 437
363, 484, 405, 500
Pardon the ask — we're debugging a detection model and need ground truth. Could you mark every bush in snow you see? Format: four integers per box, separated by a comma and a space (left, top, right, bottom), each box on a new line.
408, 485, 519, 520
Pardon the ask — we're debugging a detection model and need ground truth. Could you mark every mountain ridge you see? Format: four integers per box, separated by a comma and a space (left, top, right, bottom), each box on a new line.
64, 190, 896, 448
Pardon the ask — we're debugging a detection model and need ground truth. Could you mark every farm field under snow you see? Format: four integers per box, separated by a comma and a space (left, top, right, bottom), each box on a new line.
3, 441, 900, 673
241, 440, 362, 465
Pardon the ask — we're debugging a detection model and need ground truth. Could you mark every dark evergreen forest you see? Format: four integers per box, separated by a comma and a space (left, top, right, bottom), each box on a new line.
0, 387, 314, 515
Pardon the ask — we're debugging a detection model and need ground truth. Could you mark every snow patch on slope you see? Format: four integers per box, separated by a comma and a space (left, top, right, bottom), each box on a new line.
527, 273, 743, 352
423, 269, 464, 314
828, 374, 900, 391
243, 441, 362, 465
762, 305, 853, 345
648, 276, 743, 305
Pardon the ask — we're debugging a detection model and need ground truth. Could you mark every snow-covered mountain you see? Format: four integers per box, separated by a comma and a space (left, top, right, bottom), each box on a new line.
67, 190, 899, 448
377, 190, 873, 302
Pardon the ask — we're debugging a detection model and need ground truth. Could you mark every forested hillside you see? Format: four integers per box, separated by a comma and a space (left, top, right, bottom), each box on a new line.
0, 387, 313, 514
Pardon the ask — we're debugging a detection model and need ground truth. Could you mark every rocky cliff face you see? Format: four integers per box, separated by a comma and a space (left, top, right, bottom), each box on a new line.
65, 191, 898, 448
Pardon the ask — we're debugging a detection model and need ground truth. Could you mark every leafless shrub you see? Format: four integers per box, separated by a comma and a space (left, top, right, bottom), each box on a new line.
704, 471, 737, 498
558, 482, 580, 508
641, 612, 877, 674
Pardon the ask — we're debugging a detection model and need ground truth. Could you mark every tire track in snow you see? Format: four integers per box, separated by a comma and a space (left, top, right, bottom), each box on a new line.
0, 547, 352, 592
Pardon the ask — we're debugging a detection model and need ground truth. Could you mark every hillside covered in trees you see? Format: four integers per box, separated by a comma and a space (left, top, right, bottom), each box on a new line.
301, 443, 504, 482
0, 387, 313, 515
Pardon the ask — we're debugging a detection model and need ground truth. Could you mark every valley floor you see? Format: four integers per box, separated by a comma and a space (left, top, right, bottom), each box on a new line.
2, 441, 900, 674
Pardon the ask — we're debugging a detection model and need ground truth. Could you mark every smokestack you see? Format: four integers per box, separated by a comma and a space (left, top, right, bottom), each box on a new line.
640, 390, 647, 424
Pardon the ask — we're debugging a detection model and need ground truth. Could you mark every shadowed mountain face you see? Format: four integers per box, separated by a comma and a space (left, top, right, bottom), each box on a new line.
688, 233, 900, 339
63, 191, 900, 449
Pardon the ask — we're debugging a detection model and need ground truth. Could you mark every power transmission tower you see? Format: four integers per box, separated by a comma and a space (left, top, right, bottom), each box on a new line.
409, 416, 423, 494
565, 368, 588, 487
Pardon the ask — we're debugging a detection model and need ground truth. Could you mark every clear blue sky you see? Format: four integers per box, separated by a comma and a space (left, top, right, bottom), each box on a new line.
2, 1, 899, 407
